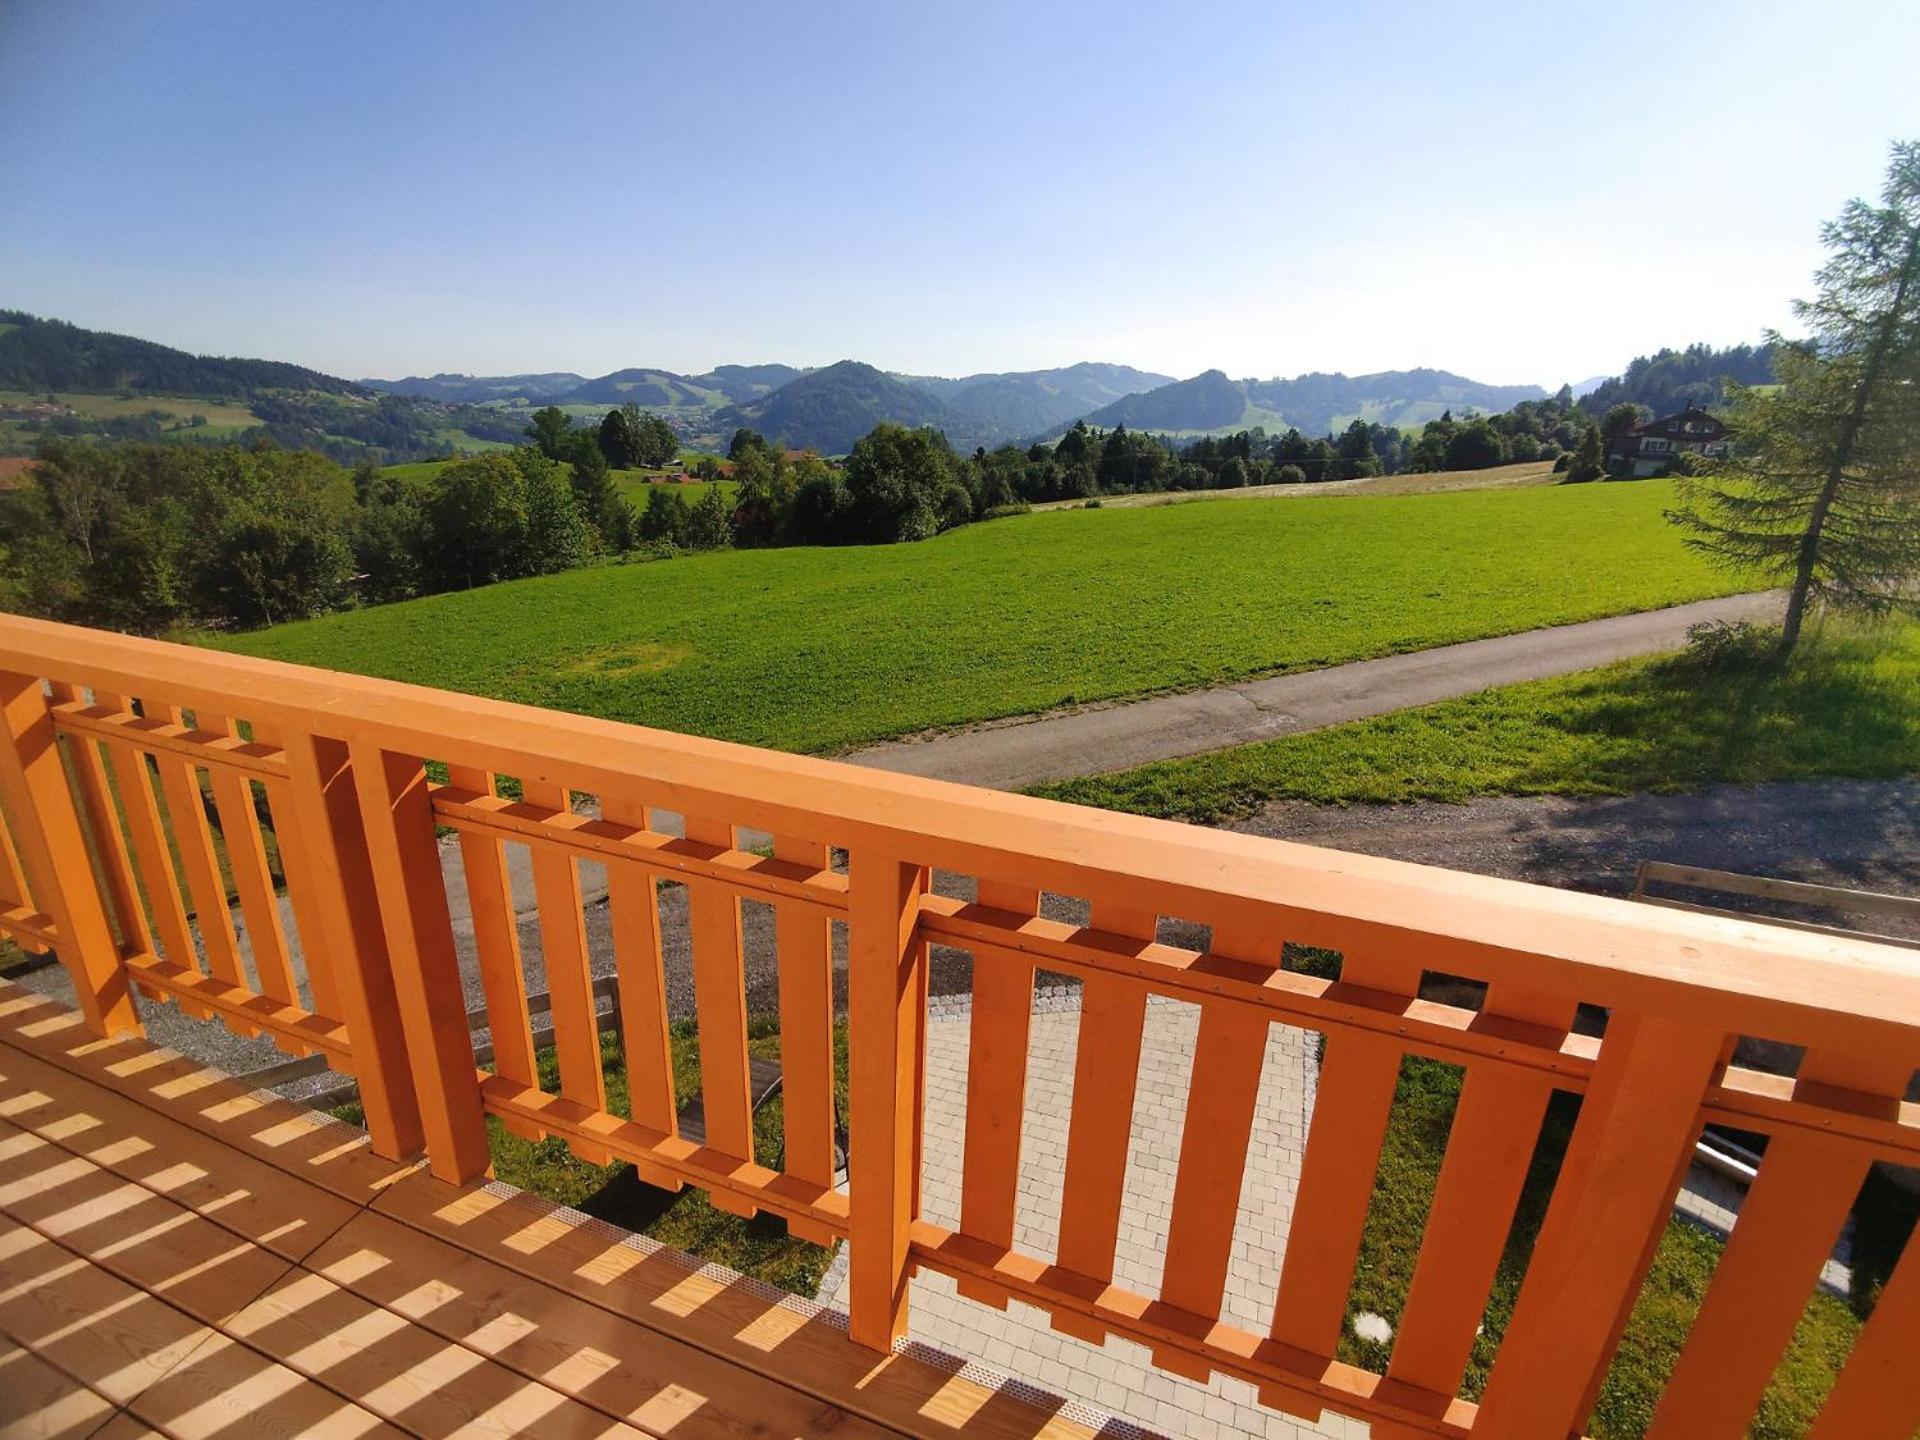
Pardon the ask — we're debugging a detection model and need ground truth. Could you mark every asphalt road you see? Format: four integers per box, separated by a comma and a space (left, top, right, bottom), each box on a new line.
844, 591, 1785, 790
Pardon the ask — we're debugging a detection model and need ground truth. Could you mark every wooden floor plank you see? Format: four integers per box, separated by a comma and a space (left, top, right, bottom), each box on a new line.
309, 1209, 888, 1440
0, 1043, 361, 1262
0, 1213, 220, 1407
0, 1120, 296, 1327
81, 1414, 168, 1440
0, 980, 1098, 1440
373, 1172, 1098, 1440
0, 1345, 121, 1440
0, 982, 415, 1203
124, 1330, 412, 1440
3, 1065, 889, 1440
222, 1269, 652, 1440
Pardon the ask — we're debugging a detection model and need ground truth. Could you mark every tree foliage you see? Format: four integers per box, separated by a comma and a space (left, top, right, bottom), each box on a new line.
1670, 141, 1920, 652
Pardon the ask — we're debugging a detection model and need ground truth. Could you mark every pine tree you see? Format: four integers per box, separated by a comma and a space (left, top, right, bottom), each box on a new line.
1565, 425, 1604, 483
1670, 141, 1920, 653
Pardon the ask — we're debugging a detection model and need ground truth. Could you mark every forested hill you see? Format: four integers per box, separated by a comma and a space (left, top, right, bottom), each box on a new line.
1068, 367, 1548, 438
0, 310, 358, 398
1578, 343, 1777, 417
719, 360, 962, 455
360, 372, 586, 403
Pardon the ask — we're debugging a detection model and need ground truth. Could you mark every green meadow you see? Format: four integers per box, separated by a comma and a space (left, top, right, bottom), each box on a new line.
227, 479, 1753, 754
1041, 620, 1920, 820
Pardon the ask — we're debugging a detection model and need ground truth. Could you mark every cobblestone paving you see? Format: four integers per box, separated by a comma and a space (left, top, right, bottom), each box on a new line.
821, 990, 1369, 1439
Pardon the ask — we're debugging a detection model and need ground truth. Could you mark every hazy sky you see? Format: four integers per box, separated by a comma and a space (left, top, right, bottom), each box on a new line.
3, 1, 1916, 388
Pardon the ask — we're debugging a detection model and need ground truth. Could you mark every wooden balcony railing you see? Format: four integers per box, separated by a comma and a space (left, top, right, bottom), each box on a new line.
0, 612, 1915, 1439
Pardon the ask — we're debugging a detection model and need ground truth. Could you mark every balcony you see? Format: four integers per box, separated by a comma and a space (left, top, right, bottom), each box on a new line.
0, 612, 1915, 1439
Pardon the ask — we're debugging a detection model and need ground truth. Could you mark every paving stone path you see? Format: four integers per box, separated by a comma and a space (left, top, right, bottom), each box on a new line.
817, 989, 1367, 1440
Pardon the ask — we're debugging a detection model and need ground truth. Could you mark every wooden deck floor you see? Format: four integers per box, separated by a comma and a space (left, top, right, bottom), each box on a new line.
0, 979, 1102, 1440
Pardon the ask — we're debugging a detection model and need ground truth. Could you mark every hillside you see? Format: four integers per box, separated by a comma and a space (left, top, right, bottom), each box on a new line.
1578, 342, 1776, 417
720, 360, 962, 454
0, 309, 358, 399
904, 362, 1172, 436
1066, 367, 1547, 439
360, 372, 586, 403
0, 312, 525, 463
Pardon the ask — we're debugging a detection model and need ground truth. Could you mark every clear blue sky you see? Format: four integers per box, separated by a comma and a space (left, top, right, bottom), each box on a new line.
3, 0, 1916, 388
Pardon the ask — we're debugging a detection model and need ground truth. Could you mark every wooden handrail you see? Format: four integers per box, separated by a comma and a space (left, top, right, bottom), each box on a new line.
2, 611, 1917, 1439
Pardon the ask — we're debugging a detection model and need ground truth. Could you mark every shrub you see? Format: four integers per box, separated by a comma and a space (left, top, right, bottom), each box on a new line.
1275, 464, 1308, 485
937, 481, 974, 532
786, 471, 852, 544
1676, 619, 1778, 671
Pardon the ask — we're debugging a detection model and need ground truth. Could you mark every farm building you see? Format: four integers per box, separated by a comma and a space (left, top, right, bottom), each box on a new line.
1607, 403, 1733, 477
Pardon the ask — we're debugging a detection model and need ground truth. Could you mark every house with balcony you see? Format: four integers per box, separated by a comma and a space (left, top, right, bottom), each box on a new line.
1607, 403, 1734, 476
0, 613, 1914, 1440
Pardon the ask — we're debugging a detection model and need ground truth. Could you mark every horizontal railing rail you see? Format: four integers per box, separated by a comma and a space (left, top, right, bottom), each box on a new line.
1, 611, 1916, 1440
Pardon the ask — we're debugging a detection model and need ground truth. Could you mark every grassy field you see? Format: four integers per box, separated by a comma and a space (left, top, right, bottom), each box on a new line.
1040, 620, 1920, 821
1033, 459, 1557, 511
225, 479, 1754, 755
0, 389, 262, 451
613, 471, 736, 508
0, 389, 258, 427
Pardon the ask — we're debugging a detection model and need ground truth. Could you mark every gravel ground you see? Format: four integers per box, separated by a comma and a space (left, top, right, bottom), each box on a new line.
16, 778, 1915, 1098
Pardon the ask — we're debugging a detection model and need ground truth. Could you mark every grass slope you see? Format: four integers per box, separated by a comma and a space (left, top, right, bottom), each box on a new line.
1041, 621, 1920, 821
226, 479, 1751, 755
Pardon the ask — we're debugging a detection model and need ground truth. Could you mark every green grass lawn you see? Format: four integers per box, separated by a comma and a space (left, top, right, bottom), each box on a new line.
1348, 1056, 1874, 1440
1040, 620, 1920, 822
224, 479, 1753, 755
612, 471, 737, 508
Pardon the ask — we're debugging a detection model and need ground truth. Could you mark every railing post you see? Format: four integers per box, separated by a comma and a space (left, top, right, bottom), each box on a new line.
846, 846, 928, 1349
348, 739, 491, 1184
281, 731, 426, 1161
0, 670, 138, 1037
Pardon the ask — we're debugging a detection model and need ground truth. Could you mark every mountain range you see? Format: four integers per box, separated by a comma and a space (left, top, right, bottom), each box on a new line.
3, 307, 1609, 460
360, 357, 1541, 452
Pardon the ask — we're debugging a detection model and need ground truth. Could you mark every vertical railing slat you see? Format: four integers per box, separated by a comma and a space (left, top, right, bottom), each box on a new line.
686, 815, 754, 1188
0, 786, 31, 914
91, 711, 198, 1008
151, 704, 245, 995
523, 780, 608, 1162
1155, 923, 1279, 1378
773, 832, 837, 1241
448, 764, 539, 1140
605, 791, 679, 1189
1265, 952, 1423, 1374
1384, 985, 1577, 1400
1472, 1012, 1723, 1439
956, 878, 1039, 1306
847, 846, 927, 1349
0, 670, 138, 1036
1645, 1047, 1913, 1439
1052, 899, 1153, 1342
204, 717, 300, 1014
249, 718, 340, 1022
1807, 1207, 1920, 1440
45, 682, 149, 959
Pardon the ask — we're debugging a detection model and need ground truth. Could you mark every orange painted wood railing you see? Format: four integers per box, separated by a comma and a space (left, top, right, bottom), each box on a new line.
0, 613, 1916, 1440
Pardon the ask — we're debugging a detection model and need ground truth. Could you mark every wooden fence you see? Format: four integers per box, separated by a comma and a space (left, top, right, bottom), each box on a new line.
0, 612, 1916, 1439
